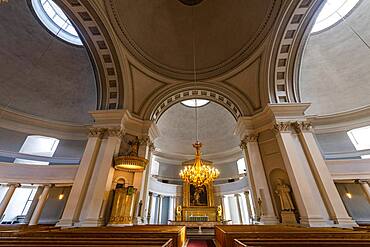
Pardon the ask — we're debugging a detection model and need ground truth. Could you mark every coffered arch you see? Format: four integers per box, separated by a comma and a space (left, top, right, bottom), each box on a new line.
142, 83, 253, 122
54, 0, 124, 110
267, 0, 323, 104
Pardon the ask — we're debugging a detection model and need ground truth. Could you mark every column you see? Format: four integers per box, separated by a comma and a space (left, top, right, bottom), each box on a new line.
29, 184, 51, 226
157, 195, 163, 224
168, 196, 175, 221
0, 184, 19, 219
274, 122, 328, 227
360, 181, 370, 203
79, 128, 123, 226
235, 194, 243, 224
240, 136, 278, 224
146, 192, 153, 223
57, 128, 104, 227
221, 195, 226, 221
293, 121, 357, 227
244, 191, 254, 223
138, 139, 155, 221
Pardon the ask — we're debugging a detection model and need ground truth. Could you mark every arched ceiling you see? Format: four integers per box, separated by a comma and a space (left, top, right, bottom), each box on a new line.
0, 0, 96, 124
105, 0, 281, 80
155, 101, 240, 156
301, 0, 370, 116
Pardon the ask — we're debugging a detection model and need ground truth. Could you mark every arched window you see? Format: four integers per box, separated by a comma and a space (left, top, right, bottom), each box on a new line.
31, 0, 82, 45
312, 0, 360, 33
181, 99, 210, 107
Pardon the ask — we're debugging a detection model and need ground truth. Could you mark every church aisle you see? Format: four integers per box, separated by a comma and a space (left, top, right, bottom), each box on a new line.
186, 239, 216, 247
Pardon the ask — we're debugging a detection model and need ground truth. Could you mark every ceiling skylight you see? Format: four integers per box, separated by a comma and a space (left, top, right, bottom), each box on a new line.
347, 126, 370, 159
31, 0, 82, 45
311, 0, 360, 33
181, 99, 210, 107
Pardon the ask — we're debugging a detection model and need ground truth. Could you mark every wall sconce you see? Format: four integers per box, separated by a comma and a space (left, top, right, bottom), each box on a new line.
58, 188, 65, 200
344, 185, 352, 199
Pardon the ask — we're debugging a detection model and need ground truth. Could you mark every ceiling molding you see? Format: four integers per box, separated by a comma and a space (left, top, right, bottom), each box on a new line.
308, 105, 370, 134
0, 106, 88, 140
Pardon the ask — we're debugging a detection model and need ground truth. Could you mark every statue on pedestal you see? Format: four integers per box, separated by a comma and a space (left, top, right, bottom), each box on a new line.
217, 205, 223, 222
275, 178, 296, 224
275, 178, 294, 211
176, 205, 182, 221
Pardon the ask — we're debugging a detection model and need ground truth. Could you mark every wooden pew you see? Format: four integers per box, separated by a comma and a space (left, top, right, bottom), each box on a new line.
215, 225, 370, 247
0, 225, 185, 247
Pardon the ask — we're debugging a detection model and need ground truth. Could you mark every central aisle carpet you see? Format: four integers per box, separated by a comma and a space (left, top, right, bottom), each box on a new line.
187, 239, 216, 247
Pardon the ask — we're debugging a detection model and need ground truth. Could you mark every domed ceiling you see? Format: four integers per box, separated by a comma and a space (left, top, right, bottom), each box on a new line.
155, 101, 240, 156
105, 0, 281, 79
0, 0, 96, 124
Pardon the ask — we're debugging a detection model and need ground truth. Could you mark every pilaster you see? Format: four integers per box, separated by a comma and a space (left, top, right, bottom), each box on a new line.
240, 135, 278, 224
292, 121, 357, 227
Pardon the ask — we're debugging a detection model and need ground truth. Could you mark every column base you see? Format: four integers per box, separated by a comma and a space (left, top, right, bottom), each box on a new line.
78, 218, 104, 227
299, 216, 331, 227
335, 217, 358, 228
55, 219, 75, 227
260, 215, 278, 224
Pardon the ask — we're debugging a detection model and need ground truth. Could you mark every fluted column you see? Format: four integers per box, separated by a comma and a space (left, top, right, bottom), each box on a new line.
292, 121, 357, 227
57, 128, 105, 227
146, 192, 153, 223
235, 194, 243, 224
29, 184, 51, 226
138, 139, 155, 221
157, 195, 163, 224
79, 128, 123, 226
360, 181, 370, 203
0, 184, 19, 219
240, 135, 277, 224
244, 190, 253, 223
221, 195, 226, 221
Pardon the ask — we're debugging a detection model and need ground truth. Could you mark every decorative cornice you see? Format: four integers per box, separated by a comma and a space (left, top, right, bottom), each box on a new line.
0, 106, 88, 140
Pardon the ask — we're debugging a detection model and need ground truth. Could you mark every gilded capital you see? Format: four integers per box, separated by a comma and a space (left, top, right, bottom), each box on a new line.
107, 128, 125, 139
292, 121, 312, 133
273, 122, 291, 133
88, 127, 106, 138
240, 134, 258, 149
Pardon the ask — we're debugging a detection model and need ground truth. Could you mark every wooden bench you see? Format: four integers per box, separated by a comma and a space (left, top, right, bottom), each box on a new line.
0, 225, 185, 247
215, 225, 370, 247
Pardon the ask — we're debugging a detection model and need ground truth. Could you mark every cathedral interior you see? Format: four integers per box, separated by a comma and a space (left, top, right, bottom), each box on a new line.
0, 0, 370, 246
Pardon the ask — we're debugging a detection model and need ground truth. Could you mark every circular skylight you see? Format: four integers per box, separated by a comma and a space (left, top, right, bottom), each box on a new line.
311, 0, 360, 33
181, 99, 210, 107
31, 0, 82, 45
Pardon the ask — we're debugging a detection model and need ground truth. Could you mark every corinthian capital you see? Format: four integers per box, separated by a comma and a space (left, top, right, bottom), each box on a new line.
107, 128, 125, 139
240, 134, 258, 149
88, 127, 106, 138
292, 121, 312, 133
273, 122, 291, 133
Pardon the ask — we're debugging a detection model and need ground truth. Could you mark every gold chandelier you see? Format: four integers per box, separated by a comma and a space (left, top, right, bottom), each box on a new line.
178, 6, 220, 187
180, 141, 219, 187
